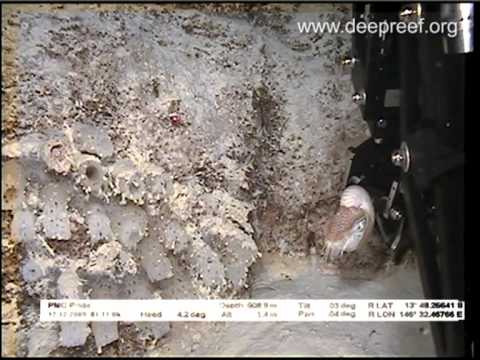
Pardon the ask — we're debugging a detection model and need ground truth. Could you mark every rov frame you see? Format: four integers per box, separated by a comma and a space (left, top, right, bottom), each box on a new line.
345, 3, 470, 357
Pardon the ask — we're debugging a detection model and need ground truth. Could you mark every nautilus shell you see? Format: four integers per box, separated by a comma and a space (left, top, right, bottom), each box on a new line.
324, 185, 375, 259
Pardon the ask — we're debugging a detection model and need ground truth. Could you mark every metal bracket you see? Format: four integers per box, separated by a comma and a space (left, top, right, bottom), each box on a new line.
391, 142, 411, 173
390, 218, 405, 251
383, 180, 399, 219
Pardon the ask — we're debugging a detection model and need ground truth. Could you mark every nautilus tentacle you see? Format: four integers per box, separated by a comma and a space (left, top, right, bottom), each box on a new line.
324, 185, 375, 260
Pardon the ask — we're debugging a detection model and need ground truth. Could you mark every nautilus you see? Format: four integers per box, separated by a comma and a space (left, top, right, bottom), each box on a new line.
324, 185, 375, 259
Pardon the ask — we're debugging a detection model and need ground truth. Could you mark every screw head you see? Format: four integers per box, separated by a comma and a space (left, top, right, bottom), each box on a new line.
349, 175, 364, 185
341, 57, 358, 66
400, 8, 415, 18
352, 91, 366, 105
391, 150, 404, 167
377, 118, 387, 128
391, 142, 411, 172
399, 4, 422, 22
390, 208, 403, 221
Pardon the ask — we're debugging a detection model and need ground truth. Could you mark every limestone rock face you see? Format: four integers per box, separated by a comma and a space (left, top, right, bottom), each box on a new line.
3, 3, 367, 356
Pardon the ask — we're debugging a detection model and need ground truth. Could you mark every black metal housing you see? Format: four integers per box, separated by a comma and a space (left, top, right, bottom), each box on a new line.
347, 3, 469, 357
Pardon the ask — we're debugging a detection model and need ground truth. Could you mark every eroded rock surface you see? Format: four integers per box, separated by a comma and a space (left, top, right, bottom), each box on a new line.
3, 3, 368, 356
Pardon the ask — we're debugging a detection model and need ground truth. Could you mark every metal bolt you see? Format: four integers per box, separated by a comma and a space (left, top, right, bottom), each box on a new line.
352, 91, 366, 105
391, 142, 411, 172
391, 151, 404, 167
399, 4, 422, 23
400, 8, 415, 19
390, 208, 403, 221
341, 57, 358, 66
377, 118, 387, 128
349, 175, 364, 185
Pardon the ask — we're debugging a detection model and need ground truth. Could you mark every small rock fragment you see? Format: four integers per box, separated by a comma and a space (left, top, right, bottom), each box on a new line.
57, 267, 83, 299
87, 241, 137, 281
86, 205, 113, 243
136, 321, 170, 341
72, 123, 114, 159
2, 133, 47, 160
164, 220, 191, 255
108, 204, 147, 251
38, 183, 71, 240
140, 235, 174, 283
191, 240, 226, 291
92, 322, 118, 350
11, 209, 36, 246
21, 257, 46, 282
57, 267, 91, 348
59, 322, 91, 348
27, 322, 59, 357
